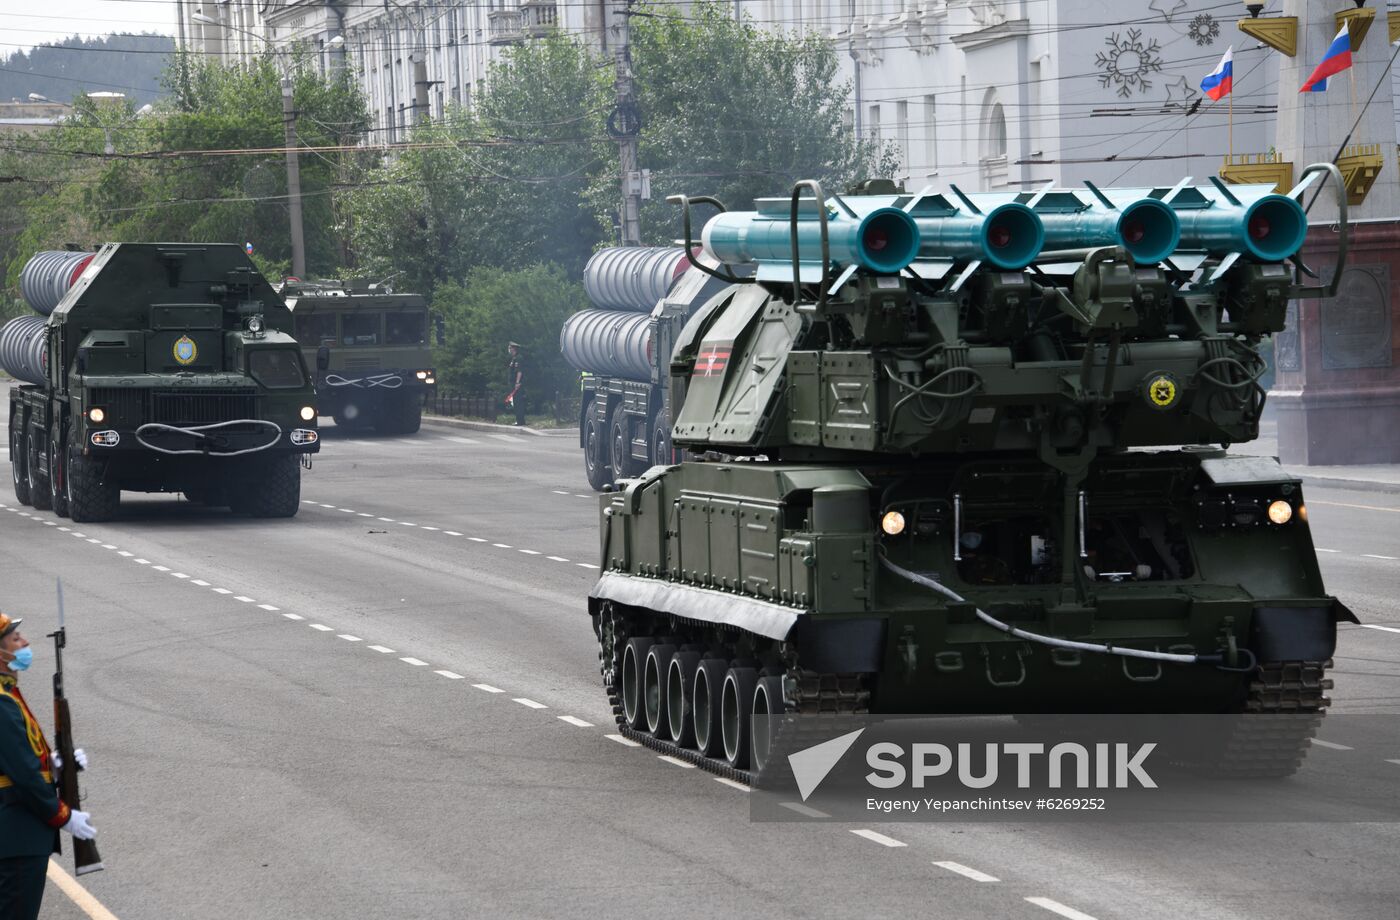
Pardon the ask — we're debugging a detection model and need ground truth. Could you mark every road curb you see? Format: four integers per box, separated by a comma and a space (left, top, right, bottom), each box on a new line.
1296, 474, 1400, 496
422, 414, 578, 438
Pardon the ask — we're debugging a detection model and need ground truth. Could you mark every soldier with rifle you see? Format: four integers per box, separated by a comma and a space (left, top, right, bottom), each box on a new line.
0, 609, 98, 920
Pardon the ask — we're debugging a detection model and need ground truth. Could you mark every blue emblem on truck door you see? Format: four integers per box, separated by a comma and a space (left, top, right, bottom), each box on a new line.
173, 335, 198, 366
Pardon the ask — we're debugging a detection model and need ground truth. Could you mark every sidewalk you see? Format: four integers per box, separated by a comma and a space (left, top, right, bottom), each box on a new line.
422, 412, 578, 438
1235, 422, 1400, 495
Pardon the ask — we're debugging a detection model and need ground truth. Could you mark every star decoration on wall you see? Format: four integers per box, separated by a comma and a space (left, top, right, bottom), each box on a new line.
1149, 0, 1187, 21
1163, 75, 1200, 113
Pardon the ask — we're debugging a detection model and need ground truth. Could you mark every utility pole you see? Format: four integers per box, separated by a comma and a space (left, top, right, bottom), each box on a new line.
608, 0, 642, 246
281, 78, 307, 278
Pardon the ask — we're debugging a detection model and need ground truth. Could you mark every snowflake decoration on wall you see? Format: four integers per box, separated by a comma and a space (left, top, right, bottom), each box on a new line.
1187, 13, 1220, 47
1096, 29, 1164, 99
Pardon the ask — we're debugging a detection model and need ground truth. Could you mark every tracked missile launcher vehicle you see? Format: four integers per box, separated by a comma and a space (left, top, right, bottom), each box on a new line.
5, 244, 320, 522
590, 167, 1357, 780
281, 278, 441, 435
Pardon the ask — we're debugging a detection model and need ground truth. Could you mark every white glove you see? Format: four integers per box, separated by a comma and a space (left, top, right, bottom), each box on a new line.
62, 810, 96, 840
52, 748, 88, 771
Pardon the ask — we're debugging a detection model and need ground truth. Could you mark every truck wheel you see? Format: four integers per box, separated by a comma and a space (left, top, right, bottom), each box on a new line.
238, 455, 301, 518
584, 417, 613, 492
10, 415, 31, 506
651, 413, 673, 467
610, 413, 639, 480
48, 424, 69, 518
66, 433, 119, 523
27, 428, 52, 511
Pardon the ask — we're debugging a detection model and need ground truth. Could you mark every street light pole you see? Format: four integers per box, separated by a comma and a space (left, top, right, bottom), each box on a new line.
191, 11, 306, 277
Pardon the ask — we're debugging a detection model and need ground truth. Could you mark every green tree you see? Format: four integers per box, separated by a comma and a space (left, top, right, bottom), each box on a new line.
5, 52, 370, 287
597, 2, 893, 243
431, 264, 589, 407
348, 34, 610, 296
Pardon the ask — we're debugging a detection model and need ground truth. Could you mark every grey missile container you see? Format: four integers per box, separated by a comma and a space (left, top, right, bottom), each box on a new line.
19, 251, 95, 315
560, 309, 653, 381
582, 247, 691, 312
0, 316, 47, 385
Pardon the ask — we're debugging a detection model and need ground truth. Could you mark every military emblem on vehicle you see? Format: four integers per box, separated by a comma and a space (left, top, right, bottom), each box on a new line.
173, 335, 198, 366
1144, 372, 1180, 409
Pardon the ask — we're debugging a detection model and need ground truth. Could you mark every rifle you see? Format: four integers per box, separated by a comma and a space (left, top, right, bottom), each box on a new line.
49, 579, 103, 875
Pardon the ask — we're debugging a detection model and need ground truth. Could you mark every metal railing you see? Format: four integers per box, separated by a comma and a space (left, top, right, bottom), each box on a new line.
429, 390, 579, 425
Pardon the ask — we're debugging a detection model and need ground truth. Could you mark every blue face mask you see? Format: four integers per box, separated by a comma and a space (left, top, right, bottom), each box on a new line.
8, 647, 32, 672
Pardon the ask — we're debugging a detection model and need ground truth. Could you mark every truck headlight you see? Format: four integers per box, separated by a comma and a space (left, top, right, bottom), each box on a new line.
300, 406, 316, 421
881, 510, 906, 536
416, 370, 428, 380
87, 407, 106, 423
1267, 500, 1293, 525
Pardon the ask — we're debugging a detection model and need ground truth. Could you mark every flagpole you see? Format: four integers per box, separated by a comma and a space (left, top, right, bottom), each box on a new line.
1228, 81, 1233, 162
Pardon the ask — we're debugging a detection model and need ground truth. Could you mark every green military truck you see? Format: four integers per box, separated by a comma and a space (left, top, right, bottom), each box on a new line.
5, 243, 321, 522
281, 278, 440, 435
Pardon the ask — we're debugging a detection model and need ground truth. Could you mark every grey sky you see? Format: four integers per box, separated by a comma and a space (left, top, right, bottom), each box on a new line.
2, 0, 177, 54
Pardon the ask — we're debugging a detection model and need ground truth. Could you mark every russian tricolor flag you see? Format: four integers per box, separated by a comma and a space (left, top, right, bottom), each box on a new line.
1301, 21, 1353, 93
1200, 46, 1234, 101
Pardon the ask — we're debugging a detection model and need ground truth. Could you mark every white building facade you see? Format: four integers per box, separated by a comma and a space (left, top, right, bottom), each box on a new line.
186, 1, 1283, 190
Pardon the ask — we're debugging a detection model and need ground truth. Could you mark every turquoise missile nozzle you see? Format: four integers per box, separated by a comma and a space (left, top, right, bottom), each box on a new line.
701, 204, 920, 276
1039, 197, 1181, 265
1174, 193, 1308, 263
914, 202, 1045, 271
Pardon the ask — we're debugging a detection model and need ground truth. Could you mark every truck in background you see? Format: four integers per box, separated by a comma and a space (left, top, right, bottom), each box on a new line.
562, 247, 739, 491
282, 278, 442, 435
4, 244, 320, 521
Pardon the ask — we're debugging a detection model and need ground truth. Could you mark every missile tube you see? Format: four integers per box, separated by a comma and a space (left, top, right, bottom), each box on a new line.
19, 250, 95, 315
560, 309, 652, 381
702, 206, 920, 275
1038, 199, 1181, 265
583, 247, 692, 312
0, 315, 49, 386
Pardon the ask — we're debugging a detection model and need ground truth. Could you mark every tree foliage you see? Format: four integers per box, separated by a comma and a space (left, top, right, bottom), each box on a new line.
3, 53, 370, 292
431, 264, 589, 405
0, 34, 172, 106
347, 34, 610, 295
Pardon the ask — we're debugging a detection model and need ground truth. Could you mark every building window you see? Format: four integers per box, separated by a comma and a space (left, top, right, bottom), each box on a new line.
868, 104, 881, 144
896, 101, 909, 177
983, 102, 1007, 158
924, 94, 938, 172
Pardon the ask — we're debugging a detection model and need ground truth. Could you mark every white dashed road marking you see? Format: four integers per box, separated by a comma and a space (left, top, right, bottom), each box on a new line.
368, 645, 395, 654
1310, 739, 1353, 751
605, 734, 641, 748
400, 657, 429, 666
191, 579, 210, 586
1025, 897, 1099, 920
658, 755, 696, 769
1362, 624, 1400, 634
933, 862, 1000, 883
472, 684, 504, 694
444, 531, 463, 536
713, 777, 749, 792
434, 670, 465, 680
257, 604, 279, 611
513, 698, 547, 709
850, 829, 906, 848
283, 613, 305, 621
557, 716, 594, 728
310, 624, 333, 632
547, 556, 569, 563
779, 802, 829, 819
212, 588, 232, 595
234, 596, 255, 603
338, 635, 362, 642
1363, 554, 1398, 561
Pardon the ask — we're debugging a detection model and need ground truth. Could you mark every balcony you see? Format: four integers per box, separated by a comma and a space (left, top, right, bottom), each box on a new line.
487, 9, 524, 46
521, 0, 558, 38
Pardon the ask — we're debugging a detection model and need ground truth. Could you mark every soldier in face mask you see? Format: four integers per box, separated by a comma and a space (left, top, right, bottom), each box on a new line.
0, 612, 96, 920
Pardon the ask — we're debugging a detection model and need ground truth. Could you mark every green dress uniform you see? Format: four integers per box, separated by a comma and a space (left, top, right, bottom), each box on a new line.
0, 668, 71, 919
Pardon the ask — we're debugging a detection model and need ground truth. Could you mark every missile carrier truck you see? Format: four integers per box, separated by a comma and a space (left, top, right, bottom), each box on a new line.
281, 278, 441, 435
590, 168, 1358, 780
5, 243, 321, 522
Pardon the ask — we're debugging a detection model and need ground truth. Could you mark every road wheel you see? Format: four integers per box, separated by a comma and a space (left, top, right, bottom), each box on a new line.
236, 455, 301, 518
66, 430, 119, 523
667, 651, 702, 747
692, 659, 728, 758
621, 637, 654, 730
10, 414, 31, 506
721, 666, 759, 769
27, 428, 51, 511
583, 416, 613, 492
643, 643, 676, 738
48, 424, 69, 518
650, 413, 673, 467
750, 675, 786, 775
610, 412, 639, 480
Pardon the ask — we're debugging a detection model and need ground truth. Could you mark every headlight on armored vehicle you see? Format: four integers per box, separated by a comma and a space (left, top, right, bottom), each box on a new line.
416, 370, 429, 380
300, 406, 316, 421
1267, 499, 1293, 525
90, 431, 119, 447
87, 407, 106, 423
290, 429, 319, 446
881, 510, 906, 536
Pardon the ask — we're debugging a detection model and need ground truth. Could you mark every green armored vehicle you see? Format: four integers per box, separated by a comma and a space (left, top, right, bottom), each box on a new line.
590, 168, 1356, 779
281, 278, 440, 435
5, 243, 320, 522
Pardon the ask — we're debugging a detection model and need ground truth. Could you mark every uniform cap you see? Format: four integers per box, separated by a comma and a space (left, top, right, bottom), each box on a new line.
0, 613, 21, 639
508, 341, 522, 349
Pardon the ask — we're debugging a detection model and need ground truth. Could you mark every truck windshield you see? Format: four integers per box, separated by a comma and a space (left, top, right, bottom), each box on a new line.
385, 311, 427, 345
249, 349, 307, 389
342, 313, 381, 345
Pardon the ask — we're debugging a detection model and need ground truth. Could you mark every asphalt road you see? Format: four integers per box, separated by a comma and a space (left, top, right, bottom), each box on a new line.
2, 410, 1398, 920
